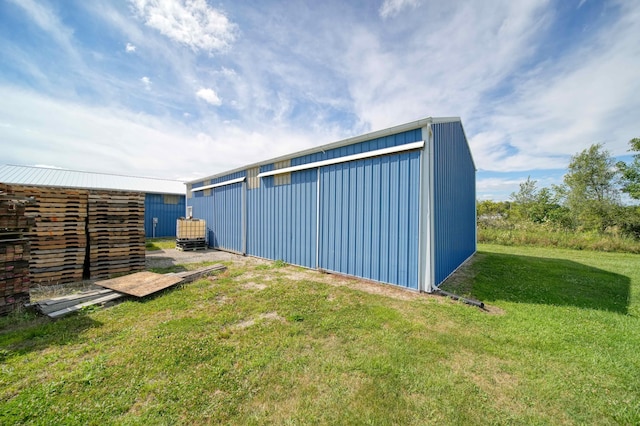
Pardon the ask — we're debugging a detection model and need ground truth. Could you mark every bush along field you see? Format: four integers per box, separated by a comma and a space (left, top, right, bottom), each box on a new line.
478, 140, 640, 254
1, 244, 639, 424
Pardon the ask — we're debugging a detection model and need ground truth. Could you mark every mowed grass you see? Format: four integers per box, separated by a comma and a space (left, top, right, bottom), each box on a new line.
1, 244, 639, 424
145, 237, 176, 251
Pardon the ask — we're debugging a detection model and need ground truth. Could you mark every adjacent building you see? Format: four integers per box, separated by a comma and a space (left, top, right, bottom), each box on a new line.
0, 165, 185, 238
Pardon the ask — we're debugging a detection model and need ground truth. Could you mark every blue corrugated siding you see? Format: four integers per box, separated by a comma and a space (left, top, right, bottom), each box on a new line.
247, 168, 317, 268
210, 183, 244, 252
210, 171, 246, 184
192, 181, 204, 198
188, 196, 214, 244
144, 193, 186, 237
291, 129, 422, 166
319, 151, 421, 289
188, 173, 245, 252
432, 122, 476, 285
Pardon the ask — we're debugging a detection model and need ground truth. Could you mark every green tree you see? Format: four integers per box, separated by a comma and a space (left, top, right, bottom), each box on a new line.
477, 200, 510, 219
617, 137, 640, 200
563, 144, 620, 232
510, 177, 566, 225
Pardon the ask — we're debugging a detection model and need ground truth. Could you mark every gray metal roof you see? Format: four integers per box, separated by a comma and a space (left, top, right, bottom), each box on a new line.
0, 164, 185, 195
188, 116, 462, 184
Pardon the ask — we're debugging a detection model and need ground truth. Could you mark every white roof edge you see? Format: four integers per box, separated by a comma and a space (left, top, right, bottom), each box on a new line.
187, 116, 461, 184
191, 176, 246, 192
257, 141, 425, 177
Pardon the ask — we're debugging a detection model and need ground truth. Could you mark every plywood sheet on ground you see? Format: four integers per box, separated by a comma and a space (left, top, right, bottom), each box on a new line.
95, 271, 182, 297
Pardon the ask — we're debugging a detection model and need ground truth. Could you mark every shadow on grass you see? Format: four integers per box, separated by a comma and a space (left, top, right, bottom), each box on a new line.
0, 313, 102, 361
146, 257, 189, 274
469, 251, 630, 314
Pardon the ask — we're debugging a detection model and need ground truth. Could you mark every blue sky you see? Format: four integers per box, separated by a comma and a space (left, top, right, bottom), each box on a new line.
1, 0, 638, 200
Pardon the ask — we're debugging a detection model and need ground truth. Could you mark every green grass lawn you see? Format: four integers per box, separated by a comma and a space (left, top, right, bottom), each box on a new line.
145, 237, 176, 251
1, 244, 639, 424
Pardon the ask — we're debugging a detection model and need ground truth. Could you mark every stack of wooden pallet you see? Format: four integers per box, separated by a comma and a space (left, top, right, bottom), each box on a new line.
15, 186, 88, 285
0, 184, 35, 314
88, 191, 145, 278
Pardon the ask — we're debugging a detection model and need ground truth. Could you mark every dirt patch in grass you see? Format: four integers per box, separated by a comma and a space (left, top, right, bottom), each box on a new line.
278, 267, 423, 301
241, 282, 268, 291
233, 312, 284, 330
447, 350, 524, 417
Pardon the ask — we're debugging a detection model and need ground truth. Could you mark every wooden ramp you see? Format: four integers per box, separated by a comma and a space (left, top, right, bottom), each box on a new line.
95, 271, 183, 297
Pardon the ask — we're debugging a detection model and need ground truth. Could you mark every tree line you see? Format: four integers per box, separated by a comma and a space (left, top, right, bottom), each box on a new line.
478, 138, 640, 240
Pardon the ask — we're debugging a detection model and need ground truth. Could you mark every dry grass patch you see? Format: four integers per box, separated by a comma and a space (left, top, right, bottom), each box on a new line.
232, 311, 285, 330
241, 282, 268, 291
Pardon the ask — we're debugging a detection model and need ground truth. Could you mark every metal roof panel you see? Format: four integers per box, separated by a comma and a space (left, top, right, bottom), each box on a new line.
0, 164, 185, 195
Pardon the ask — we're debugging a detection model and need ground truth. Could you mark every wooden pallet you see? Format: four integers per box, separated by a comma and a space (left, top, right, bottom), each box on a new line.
87, 190, 145, 279
30, 271, 84, 286
5, 186, 89, 286
0, 184, 33, 314
176, 238, 207, 250
0, 185, 147, 287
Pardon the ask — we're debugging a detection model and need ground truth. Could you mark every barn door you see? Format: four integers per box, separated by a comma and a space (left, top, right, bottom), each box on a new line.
210, 182, 244, 254
318, 151, 421, 289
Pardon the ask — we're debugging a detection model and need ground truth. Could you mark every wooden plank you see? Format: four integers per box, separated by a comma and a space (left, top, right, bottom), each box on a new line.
39, 288, 114, 305
95, 271, 183, 297
37, 290, 116, 314
171, 264, 226, 283
47, 292, 125, 319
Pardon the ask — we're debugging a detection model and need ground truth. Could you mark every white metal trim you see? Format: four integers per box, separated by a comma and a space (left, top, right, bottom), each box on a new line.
428, 126, 436, 292
257, 141, 425, 178
418, 126, 428, 293
417, 142, 424, 292
315, 167, 320, 269
241, 180, 247, 255
190, 176, 246, 192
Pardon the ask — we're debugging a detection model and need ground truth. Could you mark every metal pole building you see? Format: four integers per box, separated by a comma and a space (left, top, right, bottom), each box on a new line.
187, 117, 476, 292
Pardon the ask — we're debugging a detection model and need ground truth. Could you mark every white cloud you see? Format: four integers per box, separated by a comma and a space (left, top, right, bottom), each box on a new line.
7, 0, 76, 55
126, 42, 136, 52
379, 0, 420, 19
0, 86, 341, 181
343, 1, 552, 132
129, 0, 236, 52
196, 88, 221, 106
140, 76, 151, 90
474, 1, 640, 171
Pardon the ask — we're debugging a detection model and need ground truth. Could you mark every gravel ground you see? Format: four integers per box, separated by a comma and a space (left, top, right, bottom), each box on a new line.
145, 247, 242, 269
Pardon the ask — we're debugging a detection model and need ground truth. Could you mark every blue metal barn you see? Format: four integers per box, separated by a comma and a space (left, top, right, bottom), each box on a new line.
187, 117, 476, 292
144, 193, 186, 238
